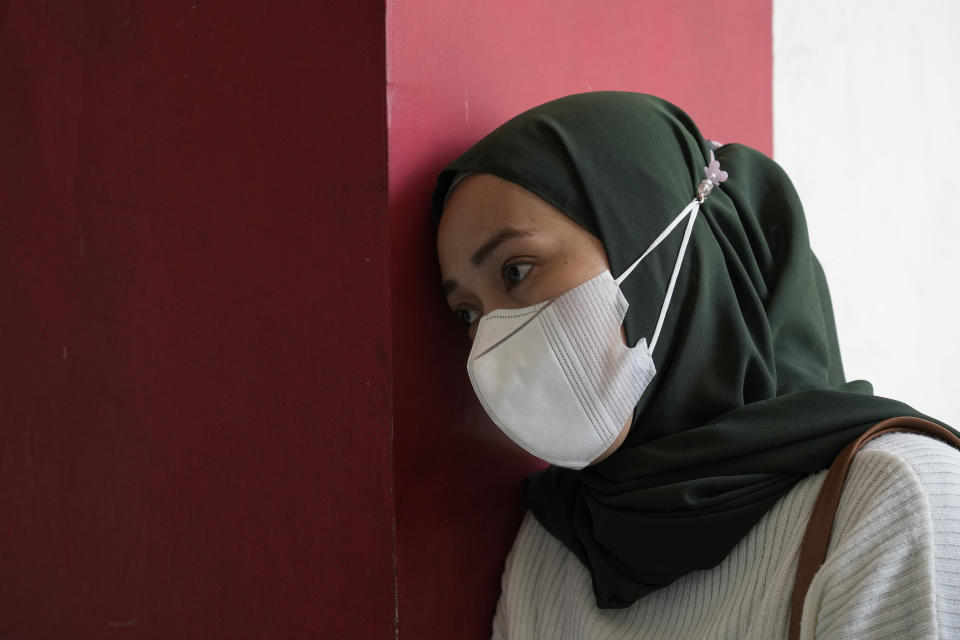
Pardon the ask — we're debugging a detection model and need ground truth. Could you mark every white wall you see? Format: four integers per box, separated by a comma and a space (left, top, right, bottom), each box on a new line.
774, 1, 960, 426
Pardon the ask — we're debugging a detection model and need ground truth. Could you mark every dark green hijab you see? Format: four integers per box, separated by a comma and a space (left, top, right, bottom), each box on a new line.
432, 92, 949, 609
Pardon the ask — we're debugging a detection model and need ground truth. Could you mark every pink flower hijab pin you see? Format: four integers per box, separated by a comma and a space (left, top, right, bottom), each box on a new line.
696, 147, 728, 202
704, 149, 728, 186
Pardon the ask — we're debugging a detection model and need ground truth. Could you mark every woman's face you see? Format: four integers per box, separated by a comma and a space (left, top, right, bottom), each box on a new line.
436, 172, 632, 463
437, 173, 610, 338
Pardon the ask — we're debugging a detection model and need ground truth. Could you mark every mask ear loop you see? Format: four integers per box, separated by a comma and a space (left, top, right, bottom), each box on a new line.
614, 148, 726, 354
614, 199, 701, 353
648, 204, 698, 353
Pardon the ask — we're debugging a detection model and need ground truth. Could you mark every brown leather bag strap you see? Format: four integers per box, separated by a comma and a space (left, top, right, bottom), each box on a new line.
788, 416, 960, 640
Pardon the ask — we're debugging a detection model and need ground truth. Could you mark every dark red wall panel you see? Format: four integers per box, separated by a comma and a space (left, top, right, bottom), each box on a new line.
1, 2, 392, 638
387, 2, 772, 638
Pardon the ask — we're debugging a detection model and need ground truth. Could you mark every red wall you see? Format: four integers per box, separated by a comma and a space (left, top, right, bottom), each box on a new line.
2, 1, 770, 638
1, 2, 393, 638
387, 2, 772, 638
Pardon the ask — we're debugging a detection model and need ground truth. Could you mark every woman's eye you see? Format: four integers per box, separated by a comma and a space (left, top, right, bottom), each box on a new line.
503, 263, 533, 289
455, 308, 481, 326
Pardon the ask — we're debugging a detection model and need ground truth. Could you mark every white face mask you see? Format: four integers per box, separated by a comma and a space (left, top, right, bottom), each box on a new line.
466, 197, 702, 469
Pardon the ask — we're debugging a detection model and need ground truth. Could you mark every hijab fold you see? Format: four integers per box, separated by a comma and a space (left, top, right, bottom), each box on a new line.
432, 92, 951, 608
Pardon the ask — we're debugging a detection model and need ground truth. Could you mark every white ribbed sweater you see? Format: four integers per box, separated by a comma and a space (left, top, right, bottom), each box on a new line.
491, 434, 960, 639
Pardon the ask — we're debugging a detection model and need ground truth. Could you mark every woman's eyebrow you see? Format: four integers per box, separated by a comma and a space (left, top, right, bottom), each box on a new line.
470, 227, 533, 266
441, 227, 533, 297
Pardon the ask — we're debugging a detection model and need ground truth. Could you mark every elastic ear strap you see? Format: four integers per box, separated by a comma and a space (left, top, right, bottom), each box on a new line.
615, 199, 699, 286
649, 203, 699, 353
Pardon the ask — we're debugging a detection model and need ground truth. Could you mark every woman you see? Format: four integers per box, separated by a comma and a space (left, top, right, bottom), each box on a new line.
433, 92, 960, 639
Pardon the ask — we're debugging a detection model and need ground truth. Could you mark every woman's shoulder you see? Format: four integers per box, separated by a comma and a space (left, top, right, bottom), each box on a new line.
859, 428, 960, 462
844, 430, 960, 515
828, 429, 960, 563
804, 431, 960, 639
816, 430, 960, 571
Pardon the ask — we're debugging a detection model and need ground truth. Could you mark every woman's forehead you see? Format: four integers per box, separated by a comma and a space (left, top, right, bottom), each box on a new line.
438, 176, 568, 262
442, 174, 568, 231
